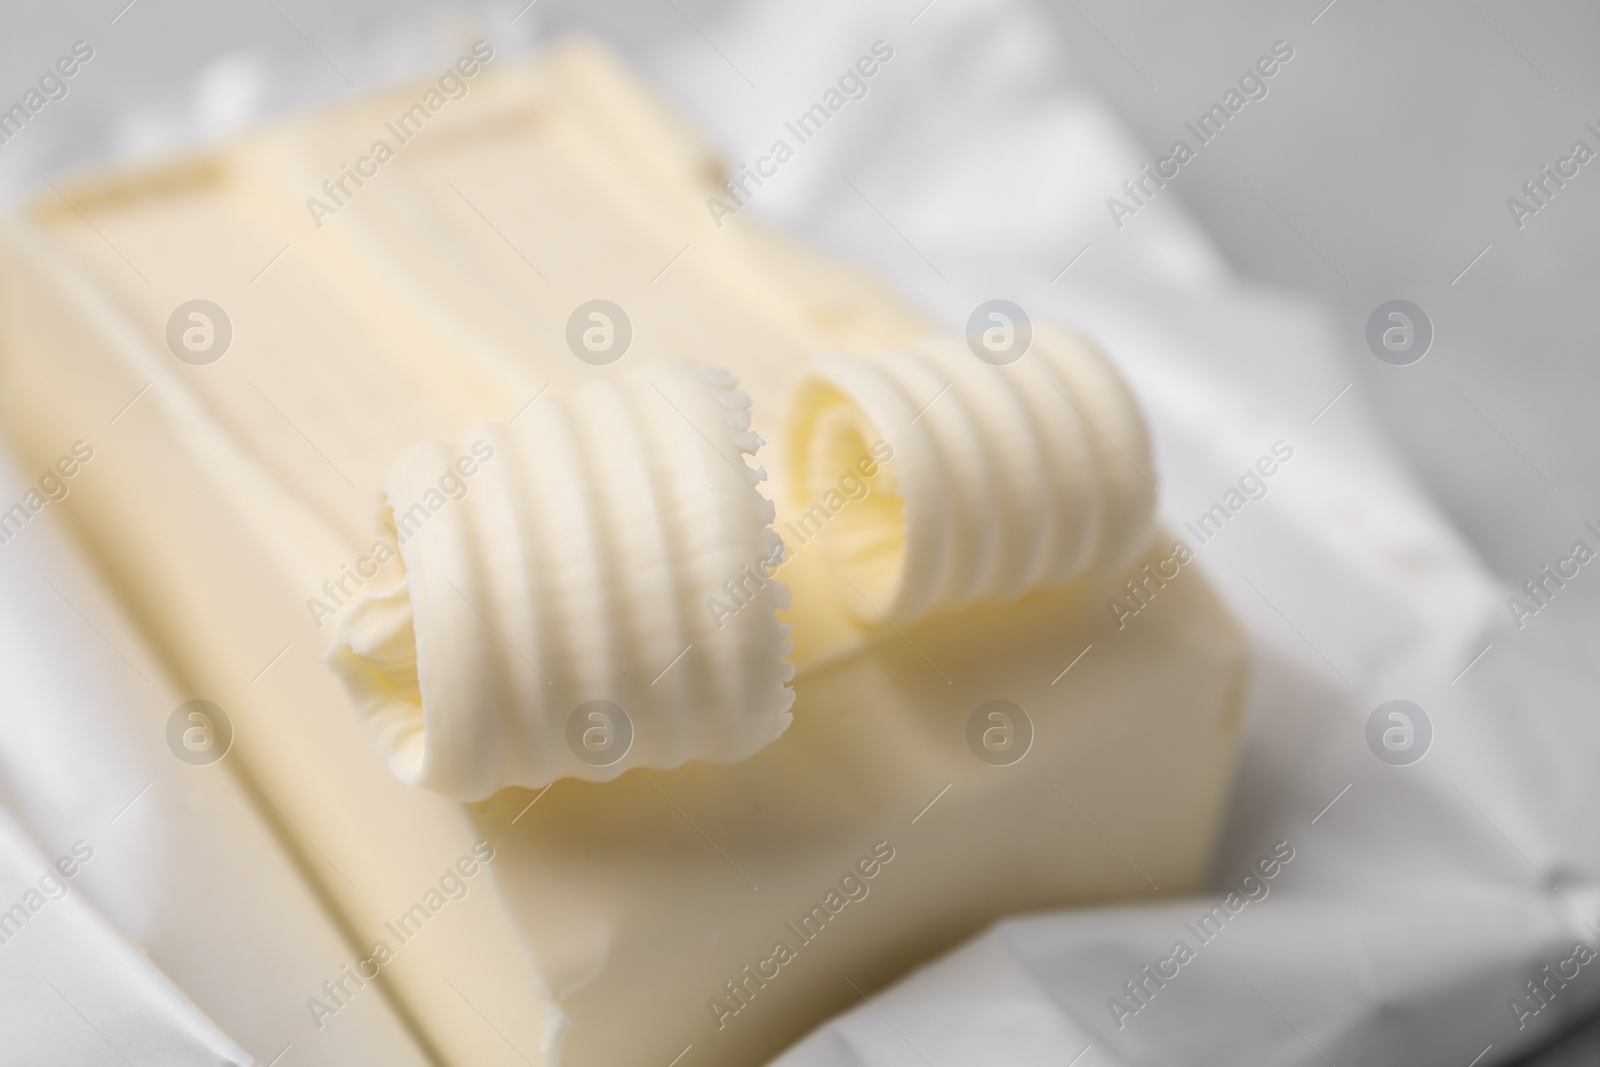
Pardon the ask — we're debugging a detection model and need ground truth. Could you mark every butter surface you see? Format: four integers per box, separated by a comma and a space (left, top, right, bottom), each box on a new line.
0, 37, 1246, 1067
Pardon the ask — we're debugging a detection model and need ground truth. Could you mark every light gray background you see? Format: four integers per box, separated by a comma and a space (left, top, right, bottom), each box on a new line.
1, 0, 1596, 1061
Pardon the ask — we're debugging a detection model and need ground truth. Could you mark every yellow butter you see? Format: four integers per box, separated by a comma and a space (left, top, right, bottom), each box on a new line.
0, 37, 1246, 1067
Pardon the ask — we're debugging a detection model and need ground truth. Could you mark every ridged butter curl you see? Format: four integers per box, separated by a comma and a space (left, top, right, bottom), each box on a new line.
786, 325, 1157, 626
327, 363, 794, 801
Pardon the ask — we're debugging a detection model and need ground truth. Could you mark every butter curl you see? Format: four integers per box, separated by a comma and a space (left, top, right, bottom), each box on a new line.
328, 363, 794, 801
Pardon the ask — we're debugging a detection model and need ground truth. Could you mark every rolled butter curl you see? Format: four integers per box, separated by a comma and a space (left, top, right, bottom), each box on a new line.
787, 324, 1157, 626
328, 363, 794, 801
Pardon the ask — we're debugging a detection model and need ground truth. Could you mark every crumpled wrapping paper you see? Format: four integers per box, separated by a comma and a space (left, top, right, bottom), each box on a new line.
0, 451, 432, 1067
0, 802, 254, 1066
657, 1, 1599, 1063
767, 274, 1600, 1064
0, 0, 1595, 1063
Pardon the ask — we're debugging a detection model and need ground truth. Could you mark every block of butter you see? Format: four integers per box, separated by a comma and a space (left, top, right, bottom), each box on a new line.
0, 36, 1246, 1067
